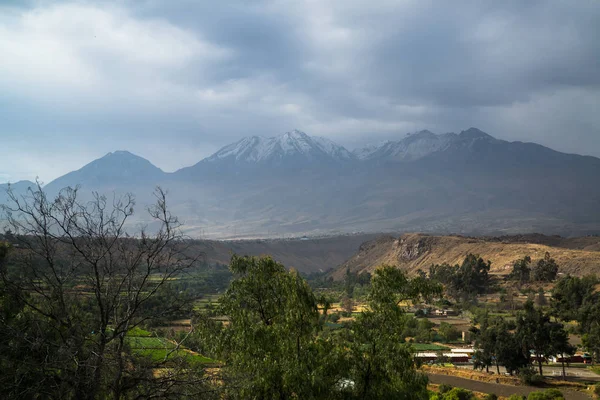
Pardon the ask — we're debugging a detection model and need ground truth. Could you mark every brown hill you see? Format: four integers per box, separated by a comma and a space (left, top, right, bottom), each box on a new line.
331, 233, 600, 280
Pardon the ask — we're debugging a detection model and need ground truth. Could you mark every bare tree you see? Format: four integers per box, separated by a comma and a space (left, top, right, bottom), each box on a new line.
0, 183, 213, 399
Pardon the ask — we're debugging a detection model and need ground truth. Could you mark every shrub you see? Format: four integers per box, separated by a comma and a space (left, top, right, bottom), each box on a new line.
594, 384, 600, 398
526, 389, 564, 400
518, 367, 544, 385
542, 388, 564, 399
484, 394, 498, 400
527, 393, 547, 400
443, 387, 474, 400
438, 384, 453, 394
329, 313, 340, 322
508, 395, 526, 400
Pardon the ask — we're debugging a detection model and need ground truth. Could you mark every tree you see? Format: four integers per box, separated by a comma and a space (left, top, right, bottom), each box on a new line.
473, 320, 496, 373
551, 275, 599, 327
516, 301, 570, 376
473, 316, 528, 375
455, 254, 491, 299
343, 265, 437, 399
341, 295, 355, 314
439, 322, 461, 343
197, 260, 438, 399
509, 256, 531, 284
582, 316, 600, 365
0, 183, 207, 399
429, 254, 491, 302
197, 255, 340, 399
549, 324, 576, 378
533, 253, 559, 282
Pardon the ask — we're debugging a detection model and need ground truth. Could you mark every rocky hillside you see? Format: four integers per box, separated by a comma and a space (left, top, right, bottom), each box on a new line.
331, 233, 600, 280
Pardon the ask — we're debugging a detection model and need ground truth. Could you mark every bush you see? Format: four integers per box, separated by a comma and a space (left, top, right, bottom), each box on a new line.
594, 384, 600, 398
525, 389, 564, 400
518, 367, 544, 385
542, 389, 564, 399
508, 396, 526, 400
526, 389, 564, 400
484, 394, 498, 400
329, 313, 340, 322
527, 393, 547, 400
443, 387, 475, 400
438, 384, 453, 394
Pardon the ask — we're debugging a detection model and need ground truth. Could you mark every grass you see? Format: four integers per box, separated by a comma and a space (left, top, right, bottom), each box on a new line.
125, 327, 216, 366
134, 348, 215, 366
411, 343, 450, 351
126, 336, 176, 349
127, 326, 152, 337
588, 366, 600, 375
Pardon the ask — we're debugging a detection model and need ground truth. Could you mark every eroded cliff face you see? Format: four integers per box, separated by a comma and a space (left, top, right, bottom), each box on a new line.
397, 235, 434, 261
331, 233, 600, 280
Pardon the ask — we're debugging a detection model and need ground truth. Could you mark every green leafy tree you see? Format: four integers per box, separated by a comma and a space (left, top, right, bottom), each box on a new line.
582, 318, 600, 365
439, 322, 461, 343
199, 255, 340, 399
551, 275, 599, 324
533, 253, 559, 282
516, 301, 571, 376
473, 316, 528, 375
509, 256, 531, 284
343, 265, 439, 399
549, 324, 576, 378
429, 254, 491, 302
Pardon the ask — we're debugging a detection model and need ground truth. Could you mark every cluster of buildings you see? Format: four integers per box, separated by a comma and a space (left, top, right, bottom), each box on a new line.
415, 348, 592, 365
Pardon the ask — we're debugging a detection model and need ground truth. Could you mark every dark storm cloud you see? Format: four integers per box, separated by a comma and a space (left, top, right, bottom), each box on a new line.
0, 0, 599, 182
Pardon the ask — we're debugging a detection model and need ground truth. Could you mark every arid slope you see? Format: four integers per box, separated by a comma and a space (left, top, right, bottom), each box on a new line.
331, 233, 600, 280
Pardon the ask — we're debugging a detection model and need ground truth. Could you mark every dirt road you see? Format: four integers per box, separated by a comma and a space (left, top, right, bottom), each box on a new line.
427, 373, 591, 400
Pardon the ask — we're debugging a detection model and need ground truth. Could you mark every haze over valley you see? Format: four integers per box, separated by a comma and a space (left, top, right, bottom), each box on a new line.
4, 128, 600, 239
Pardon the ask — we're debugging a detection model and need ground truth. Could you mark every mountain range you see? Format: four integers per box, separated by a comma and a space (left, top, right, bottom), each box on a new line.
3, 128, 600, 238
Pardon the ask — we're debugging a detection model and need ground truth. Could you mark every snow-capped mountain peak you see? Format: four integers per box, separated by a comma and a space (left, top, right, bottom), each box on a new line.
205, 130, 354, 164
353, 128, 502, 162
353, 130, 455, 161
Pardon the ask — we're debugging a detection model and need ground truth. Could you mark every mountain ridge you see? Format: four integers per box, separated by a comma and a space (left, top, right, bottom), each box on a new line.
3, 128, 600, 239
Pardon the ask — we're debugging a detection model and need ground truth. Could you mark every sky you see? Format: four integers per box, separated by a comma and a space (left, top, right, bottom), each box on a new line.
1, 0, 599, 183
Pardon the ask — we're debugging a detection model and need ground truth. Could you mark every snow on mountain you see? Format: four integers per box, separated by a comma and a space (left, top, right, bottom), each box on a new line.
354, 130, 449, 161
353, 129, 502, 162
205, 129, 354, 164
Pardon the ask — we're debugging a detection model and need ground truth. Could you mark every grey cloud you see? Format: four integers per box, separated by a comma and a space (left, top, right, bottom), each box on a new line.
0, 0, 599, 182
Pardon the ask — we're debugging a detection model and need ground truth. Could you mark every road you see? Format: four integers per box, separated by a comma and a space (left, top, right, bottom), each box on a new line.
454, 364, 600, 381
428, 374, 591, 400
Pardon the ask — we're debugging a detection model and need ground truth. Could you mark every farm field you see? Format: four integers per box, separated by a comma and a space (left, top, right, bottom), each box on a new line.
126, 328, 216, 366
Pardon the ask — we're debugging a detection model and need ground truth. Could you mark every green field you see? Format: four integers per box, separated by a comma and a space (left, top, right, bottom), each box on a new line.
134, 348, 215, 366
126, 336, 176, 349
125, 327, 216, 365
411, 343, 450, 351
